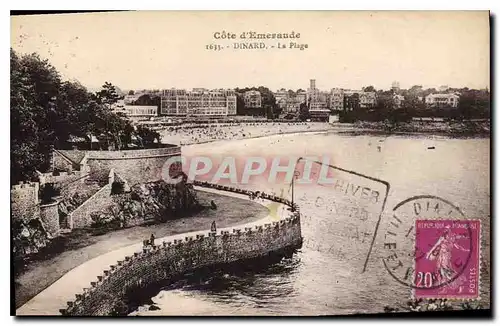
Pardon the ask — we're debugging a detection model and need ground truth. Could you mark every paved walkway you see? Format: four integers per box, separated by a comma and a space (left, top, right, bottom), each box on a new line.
16, 186, 291, 316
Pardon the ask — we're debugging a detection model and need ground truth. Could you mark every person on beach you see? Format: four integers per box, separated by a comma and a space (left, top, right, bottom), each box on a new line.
149, 233, 155, 246
211, 221, 217, 233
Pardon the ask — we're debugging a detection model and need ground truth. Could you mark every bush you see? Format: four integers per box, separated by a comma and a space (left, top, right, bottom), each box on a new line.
40, 183, 60, 204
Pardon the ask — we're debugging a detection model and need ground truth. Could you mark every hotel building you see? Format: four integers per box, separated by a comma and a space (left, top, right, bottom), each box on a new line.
160, 89, 237, 116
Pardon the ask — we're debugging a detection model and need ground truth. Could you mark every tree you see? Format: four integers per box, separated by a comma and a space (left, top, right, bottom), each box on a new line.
135, 126, 161, 147
95, 82, 120, 110
54, 81, 94, 147
10, 49, 149, 183
373, 92, 395, 120
408, 85, 423, 95
459, 89, 491, 119
101, 112, 133, 150
11, 50, 62, 183
235, 86, 276, 117
298, 102, 310, 121
133, 94, 153, 106
236, 94, 246, 115
257, 86, 277, 118
128, 90, 135, 95
362, 86, 376, 92
422, 88, 437, 97
402, 95, 425, 113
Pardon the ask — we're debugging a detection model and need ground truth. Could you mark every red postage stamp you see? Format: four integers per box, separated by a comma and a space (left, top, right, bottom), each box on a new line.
414, 219, 480, 299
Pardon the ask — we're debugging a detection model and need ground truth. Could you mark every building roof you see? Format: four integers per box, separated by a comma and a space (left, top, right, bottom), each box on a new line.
56, 150, 87, 165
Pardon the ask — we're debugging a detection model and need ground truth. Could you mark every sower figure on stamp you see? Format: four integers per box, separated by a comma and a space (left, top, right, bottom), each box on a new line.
425, 226, 470, 294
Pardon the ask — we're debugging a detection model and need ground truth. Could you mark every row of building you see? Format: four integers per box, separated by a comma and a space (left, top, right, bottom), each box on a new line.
114, 88, 238, 117
113, 80, 460, 119
118, 89, 267, 117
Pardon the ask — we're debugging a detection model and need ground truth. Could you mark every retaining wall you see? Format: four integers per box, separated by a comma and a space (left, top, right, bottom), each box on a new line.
11, 182, 40, 222
39, 201, 60, 237
69, 183, 113, 229
60, 183, 302, 316
37, 171, 86, 186
83, 146, 181, 186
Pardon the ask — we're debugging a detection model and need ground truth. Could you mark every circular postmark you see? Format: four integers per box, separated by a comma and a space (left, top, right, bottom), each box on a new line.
381, 195, 473, 290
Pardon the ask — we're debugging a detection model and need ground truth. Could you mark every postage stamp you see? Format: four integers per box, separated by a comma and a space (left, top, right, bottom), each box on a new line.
382, 195, 482, 300
414, 219, 480, 300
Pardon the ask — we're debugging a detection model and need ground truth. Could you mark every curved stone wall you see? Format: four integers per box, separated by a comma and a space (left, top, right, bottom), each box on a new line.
60, 182, 302, 316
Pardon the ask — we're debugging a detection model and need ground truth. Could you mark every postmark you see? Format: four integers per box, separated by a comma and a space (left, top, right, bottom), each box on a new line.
292, 158, 390, 272
382, 195, 481, 299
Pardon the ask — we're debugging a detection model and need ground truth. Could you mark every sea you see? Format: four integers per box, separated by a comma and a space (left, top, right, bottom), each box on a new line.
132, 131, 490, 316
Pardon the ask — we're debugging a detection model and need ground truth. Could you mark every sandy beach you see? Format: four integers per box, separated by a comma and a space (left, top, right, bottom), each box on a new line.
158, 120, 490, 147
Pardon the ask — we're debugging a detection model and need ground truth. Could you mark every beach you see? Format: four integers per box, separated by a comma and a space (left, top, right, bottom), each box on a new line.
158, 120, 490, 147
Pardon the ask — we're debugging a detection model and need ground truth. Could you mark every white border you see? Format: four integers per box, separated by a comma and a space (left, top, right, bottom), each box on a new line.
4, 2, 497, 326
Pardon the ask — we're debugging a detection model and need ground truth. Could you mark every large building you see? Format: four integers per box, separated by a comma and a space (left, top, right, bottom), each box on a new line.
273, 89, 305, 114
329, 88, 344, 111
328, 88, 377, 111
274, 89, 288, 103
160, 89, 237, 116
285, 97, 302, 113
296, 90, 307, 104
307, 79, 330, 120
425, 93, 460, 108
277, 98, 288, 111
343, 90, 377, 109
359, 92, 377, 108
243, 90, 262, 108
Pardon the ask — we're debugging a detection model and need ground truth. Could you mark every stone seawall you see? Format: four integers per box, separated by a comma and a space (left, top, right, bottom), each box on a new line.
59, 182, 302, 316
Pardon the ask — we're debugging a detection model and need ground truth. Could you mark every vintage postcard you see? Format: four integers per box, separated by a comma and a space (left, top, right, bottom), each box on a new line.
10, 11, 491, 317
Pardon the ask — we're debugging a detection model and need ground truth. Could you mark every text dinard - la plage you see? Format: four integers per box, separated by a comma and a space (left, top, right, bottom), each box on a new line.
206, 31, 308, 51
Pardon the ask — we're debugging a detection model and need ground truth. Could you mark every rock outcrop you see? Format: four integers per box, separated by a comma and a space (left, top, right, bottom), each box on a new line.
90, 180, 202, 230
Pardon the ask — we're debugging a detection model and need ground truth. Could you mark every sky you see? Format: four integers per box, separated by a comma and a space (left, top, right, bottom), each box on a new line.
10, 11, 490, 92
